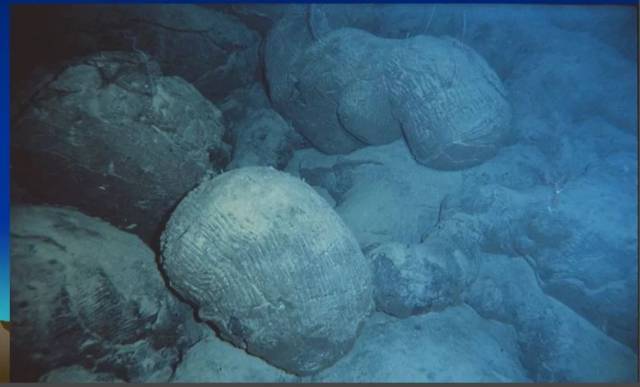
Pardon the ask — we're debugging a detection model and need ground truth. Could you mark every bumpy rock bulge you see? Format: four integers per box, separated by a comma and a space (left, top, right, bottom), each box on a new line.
385, 36, 512, 170
160, 167, 373, 375
266, 19, 512, 169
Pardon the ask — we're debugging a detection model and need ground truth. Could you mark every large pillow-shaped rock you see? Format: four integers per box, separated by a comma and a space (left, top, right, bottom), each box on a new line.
385, 36, 512, 170
266, 25, 401, 154
266, 21, 511, 169
11, 51, 230, 243
160, 167, 373, 375
10, 206, 201, 382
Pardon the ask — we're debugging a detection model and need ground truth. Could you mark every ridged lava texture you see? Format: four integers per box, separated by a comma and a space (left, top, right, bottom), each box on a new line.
385, 36, 512, 170
265, 20, 511, 169
160, 167, 373, 375
10, 206, 200, 382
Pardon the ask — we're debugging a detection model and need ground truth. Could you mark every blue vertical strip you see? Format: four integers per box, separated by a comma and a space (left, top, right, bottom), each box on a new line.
0, 3, 9, 322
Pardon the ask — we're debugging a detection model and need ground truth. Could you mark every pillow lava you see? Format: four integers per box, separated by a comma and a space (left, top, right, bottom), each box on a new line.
266, 17, 511, 170
160, 167, 373, 375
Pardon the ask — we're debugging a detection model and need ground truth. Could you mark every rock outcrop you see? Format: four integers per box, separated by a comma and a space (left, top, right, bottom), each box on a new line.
266, 18, 511, 169
11, 51, 230, 243
10, 206, 201, 382
160, 167, 373, 375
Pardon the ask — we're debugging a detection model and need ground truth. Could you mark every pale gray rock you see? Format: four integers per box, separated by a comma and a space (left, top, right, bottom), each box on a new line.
160, 167, 374, 375
385, 35, 512, 169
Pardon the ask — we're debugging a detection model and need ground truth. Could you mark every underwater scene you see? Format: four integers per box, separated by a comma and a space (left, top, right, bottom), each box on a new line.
7, 3, 639, 383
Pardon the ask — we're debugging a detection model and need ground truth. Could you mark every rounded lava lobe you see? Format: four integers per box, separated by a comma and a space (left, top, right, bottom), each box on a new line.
10, 206, 196, 382
161, 167, 373, 375
266, 20, 510, 169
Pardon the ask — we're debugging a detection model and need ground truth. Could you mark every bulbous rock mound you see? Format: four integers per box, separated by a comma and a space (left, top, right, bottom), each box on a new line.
385, 36, 512, 170
160, 167, 373, 375
266, 19, 511, 169
10, 206, 201, 382
11, 51, 230, 242
369, 240, 476, 318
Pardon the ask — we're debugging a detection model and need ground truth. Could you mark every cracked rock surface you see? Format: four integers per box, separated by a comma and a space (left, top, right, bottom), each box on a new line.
160, 167, 374, 375
11, 51, 230, 243
10, 206, 202, 382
